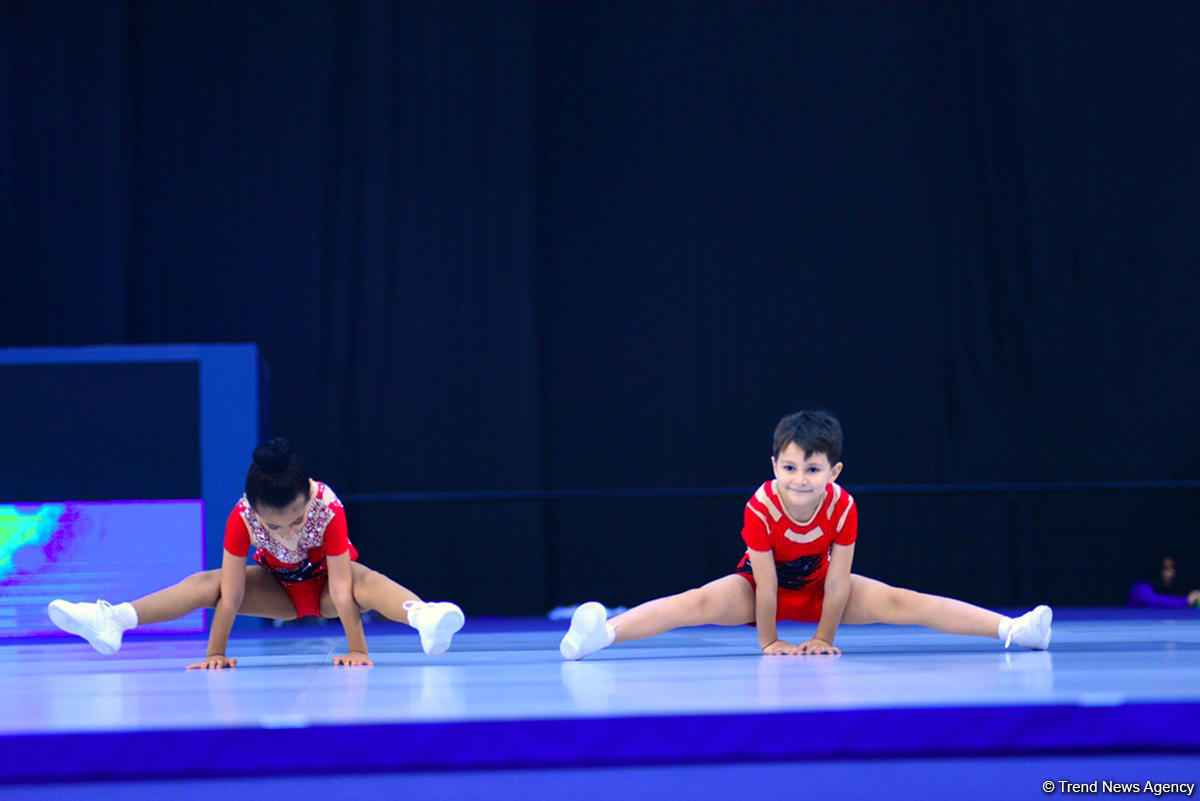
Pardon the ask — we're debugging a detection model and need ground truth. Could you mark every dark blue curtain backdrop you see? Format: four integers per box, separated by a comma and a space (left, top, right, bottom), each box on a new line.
2, 3, 1197, 613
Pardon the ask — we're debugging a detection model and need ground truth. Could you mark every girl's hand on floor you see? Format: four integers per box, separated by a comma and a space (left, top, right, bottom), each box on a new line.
333, 651, 373, 667
187, 654, 237, 670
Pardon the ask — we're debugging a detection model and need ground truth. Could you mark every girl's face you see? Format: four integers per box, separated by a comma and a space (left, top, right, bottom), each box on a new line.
254, 493, 309, 542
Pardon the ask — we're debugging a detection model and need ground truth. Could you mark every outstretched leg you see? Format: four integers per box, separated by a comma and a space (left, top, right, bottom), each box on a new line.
561, 575, 755, 660
337, 562, 463, 656
129, 570, 222, 624
609, 575, 756, 643
842, 574, 1052, 648
336, 562, 422, 623
841, 574, 1003, 636
48, 567, 296, 654
132, 566, 295, 623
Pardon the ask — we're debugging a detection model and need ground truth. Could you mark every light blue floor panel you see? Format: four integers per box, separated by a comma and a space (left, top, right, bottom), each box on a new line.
2, 616, 1198, 734
2, 613, 1198, 799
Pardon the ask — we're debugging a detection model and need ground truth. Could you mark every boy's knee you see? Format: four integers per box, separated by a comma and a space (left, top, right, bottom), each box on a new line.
680, 588, 713, 618
888, 587, 919, 615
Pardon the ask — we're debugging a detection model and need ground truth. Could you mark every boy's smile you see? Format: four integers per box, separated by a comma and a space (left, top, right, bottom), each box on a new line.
771, 442, 843, 521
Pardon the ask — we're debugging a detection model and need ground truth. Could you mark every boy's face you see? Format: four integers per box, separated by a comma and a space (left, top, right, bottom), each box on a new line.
771, 442, 842, 517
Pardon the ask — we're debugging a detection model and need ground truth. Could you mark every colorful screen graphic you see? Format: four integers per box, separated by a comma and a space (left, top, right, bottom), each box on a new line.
0, 501, 205, 637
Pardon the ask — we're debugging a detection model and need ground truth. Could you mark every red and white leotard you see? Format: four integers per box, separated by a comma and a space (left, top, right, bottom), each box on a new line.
736, 480, 857, 595
223, 481, 358, 581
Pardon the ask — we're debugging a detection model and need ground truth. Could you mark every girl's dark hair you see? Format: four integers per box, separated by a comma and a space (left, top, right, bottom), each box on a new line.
245, 438, 310, 510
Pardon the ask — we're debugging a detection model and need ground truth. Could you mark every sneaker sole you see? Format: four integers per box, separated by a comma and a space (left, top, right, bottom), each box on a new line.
1035, 606, 1053, 650
1015, 605, 1053, 650
560, 602, 609, 661
47, 601, 118, 655
422, 606, 465, 656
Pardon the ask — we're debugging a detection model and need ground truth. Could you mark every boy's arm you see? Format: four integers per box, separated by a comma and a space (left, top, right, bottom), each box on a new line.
748, 548, 799, 654
187, 549, 245, 669
802, 542, 855, 655
327, 551, 372, 666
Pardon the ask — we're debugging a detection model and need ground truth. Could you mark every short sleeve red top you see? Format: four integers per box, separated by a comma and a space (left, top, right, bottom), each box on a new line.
740, 480, 857, 568
223, 481, 357, 574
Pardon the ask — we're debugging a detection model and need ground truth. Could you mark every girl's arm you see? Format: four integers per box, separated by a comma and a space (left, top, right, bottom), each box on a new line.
748, 548, 797, 655
801, 542, 855, 655
327, 551, 372, 666
187, 549, 246, 669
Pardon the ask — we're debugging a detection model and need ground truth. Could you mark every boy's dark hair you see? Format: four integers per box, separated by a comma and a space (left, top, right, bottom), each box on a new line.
245, 438, 311, 510
772, 410, 843, 463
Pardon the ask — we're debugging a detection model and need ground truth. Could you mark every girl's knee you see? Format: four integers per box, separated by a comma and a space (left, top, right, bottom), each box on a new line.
351, 566, 377, 591
185, 570, 222, 605
349, 567, 382, 608
319, 595, 341, 619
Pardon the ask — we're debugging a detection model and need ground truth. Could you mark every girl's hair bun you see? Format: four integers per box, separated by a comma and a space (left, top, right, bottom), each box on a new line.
245, 438, 309, 510
252, 438, 293, 474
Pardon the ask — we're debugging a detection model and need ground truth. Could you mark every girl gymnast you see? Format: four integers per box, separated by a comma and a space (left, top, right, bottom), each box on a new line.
561, 410, 1052, 660
48, 438, 464, 668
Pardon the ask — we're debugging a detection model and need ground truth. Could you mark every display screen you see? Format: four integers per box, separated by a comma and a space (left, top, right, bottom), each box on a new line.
0, 501, 205, 635
0, 360, 206, 638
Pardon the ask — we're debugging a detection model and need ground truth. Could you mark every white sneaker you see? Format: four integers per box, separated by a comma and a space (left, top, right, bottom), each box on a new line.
559, 601, 616, 661
1005, 604, 1053, 650
47, 599, 126, 655
404, 601, 464, 656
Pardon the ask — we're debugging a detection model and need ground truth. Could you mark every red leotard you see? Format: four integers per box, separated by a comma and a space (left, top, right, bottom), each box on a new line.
735, 480, 857, 622
223, 481, 358, 618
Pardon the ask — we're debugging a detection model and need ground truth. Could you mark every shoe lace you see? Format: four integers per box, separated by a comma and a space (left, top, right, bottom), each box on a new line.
1004, 613, 1023, 649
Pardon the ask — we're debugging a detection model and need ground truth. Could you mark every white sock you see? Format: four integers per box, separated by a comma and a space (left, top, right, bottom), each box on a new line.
997, 616, 1013, 641
113, 602, 138, 630
403, 600, 427, 628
